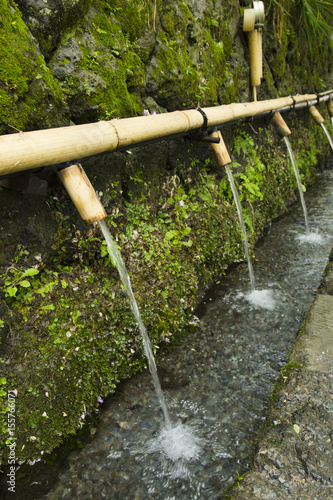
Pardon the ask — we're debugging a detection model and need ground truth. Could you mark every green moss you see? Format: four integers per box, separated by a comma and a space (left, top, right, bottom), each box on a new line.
0, 0, 67, 134
56, 1, 146, 120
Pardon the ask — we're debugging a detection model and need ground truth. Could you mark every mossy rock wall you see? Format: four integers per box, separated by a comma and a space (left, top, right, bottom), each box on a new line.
0, 0, 332, 463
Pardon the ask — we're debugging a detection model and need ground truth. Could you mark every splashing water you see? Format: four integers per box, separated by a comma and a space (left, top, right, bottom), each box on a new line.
225, 164, 255, 291
241, 289, 276, 310
98, 219, 172, 430
283, 136, 309, 233
321, 122, 333, 151
297, 230, 324, 244
147, 422, 205, 464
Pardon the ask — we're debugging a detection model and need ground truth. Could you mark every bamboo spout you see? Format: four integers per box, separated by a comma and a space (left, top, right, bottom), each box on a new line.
209, 130, 231, 166
58, 164, 107, 224
327, 101, 333, 117
271, 112, 291, 138
308, 106, 325, 125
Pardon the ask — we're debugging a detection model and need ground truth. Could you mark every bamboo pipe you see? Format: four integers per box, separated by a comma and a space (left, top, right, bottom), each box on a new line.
327, 101, 333, 117
58, 164, 107, 224
248, 29, 261, 89
243, 9, 255, 32
0, 93, 328, 177
209, 130, 231, 166
271, 112, 291, 138
308, 105, 325, 125
258, 30, 263, 79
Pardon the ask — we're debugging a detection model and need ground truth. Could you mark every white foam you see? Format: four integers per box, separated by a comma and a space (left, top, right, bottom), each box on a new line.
297, 231, 324, 244
244, 289, 276, 310
148, 423, 204, 463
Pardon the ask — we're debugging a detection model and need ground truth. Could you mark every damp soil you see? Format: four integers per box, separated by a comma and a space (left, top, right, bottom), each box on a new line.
3, 166, 333, 499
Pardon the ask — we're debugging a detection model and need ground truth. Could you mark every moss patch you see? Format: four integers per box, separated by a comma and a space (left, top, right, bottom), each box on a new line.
0, 0, 69, 134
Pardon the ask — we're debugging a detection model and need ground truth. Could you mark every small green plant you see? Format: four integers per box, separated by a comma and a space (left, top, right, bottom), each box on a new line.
0, 378, 9, 443
3, 267, 39, 298
232, 132, 265, 203
165, 226, 193, 247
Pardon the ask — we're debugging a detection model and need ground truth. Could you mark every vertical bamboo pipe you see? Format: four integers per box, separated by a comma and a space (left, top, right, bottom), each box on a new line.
209, 130, 231, 166
271, 112, 291, 138
308, 106, 325, 125
248, 29, 261, 101
58, 164, 107, 224
258, 30, 263, 79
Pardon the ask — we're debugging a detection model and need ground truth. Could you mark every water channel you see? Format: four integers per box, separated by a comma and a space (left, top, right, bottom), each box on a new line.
6, 162, 333, 500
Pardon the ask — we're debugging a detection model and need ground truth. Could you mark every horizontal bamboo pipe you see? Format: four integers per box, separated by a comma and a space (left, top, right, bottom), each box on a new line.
243, 9, 255, 32
0, 93, 331, 177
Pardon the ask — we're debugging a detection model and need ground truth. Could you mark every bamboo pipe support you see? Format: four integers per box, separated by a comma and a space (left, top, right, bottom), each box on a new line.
308, 106, 325, 125
327, 101, 333, 117
209, 130, 231, 166
58, 164, 107, 224
271, 112, 291, 138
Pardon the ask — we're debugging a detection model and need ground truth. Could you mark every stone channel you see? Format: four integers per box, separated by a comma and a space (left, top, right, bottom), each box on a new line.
4, 164, 333, 500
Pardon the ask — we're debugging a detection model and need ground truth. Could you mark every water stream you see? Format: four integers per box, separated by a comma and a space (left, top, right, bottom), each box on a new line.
98, 219, 172, 431
283, 136, 309, 232
225, 164, 255, 291
31, 164, 333, 500
98, 220, 203, 462
321, 122, 333, 151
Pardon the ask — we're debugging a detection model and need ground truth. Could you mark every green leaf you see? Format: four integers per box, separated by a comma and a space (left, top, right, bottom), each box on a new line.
101, 242, 109, 257
19, 280, 31, 288
41, 304, 55, 312
22, 268, 39, 277
6, 286, 18, 297
293, 423, 300, 435
61, 279, 68, 289
165, 230, 177, 240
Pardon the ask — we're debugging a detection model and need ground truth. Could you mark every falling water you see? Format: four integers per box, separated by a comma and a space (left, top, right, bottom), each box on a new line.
283, 136, 309, 232
321, 122, 333, 151
225, 164, 255, 291
98, 219, 172, 430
